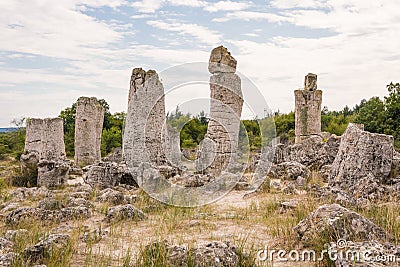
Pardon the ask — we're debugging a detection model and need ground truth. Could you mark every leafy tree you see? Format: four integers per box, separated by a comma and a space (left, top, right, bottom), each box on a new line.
354, 97, 386, 133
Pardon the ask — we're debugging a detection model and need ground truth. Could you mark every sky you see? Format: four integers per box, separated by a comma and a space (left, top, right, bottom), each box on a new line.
1, 0, 400, 127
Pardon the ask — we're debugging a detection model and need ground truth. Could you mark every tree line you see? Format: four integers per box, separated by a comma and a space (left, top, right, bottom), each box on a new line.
1, 82, 399, 161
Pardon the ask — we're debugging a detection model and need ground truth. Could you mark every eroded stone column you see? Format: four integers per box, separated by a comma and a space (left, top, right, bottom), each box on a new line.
294, 73, 322, 143
74, 97, 104, 167
21, 118, 68, 187
123, 68, 166, 167
197, 46, 243, 176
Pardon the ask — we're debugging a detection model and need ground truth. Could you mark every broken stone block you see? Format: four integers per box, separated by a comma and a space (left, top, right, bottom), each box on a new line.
294, 204, 392, 246
74, 97, 104, 167
22, 234, 70, 264
24, 118, 66, 160
106, 204, 146, 222
37, 160, 69, 188
294, 74, 322, 143
21, 118, 68, 187
330, 123, 394, 188
96, 188, 125, 205
208, 45, 237, 74
102, 147, 123, 163
268, 161, 311, 181
83, 162, 136, 189
123, 68, 166, 168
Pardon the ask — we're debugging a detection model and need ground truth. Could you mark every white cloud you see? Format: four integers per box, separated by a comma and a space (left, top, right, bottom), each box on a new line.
270, 0, 329, 9
131, 0, 166, 13
203, 1, 251, 12
147, 20, 222, 45
213, 11, 288, 23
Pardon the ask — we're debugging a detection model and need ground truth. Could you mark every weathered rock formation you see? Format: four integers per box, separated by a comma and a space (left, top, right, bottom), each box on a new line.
21, 118, 68, 187
162, 125, 181, 168
197, 46, 243, 176
294, 204, 393, 246
330, 123, 394, 187
123, 68, 166, 168
83, 162, 136, 189
74, 97, 104, 167
141, 240, 239, 266
294, 73, 322, 143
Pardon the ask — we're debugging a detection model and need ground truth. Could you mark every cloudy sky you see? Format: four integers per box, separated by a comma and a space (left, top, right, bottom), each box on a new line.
1, 0, 400, 127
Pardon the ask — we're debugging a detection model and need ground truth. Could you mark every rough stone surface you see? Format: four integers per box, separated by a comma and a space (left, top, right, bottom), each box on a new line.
294, 74, 322, 143
22, 118, 68, 187
37, 160, 69, 188
163, 125, 181, 167
208, 45, 237, 74
83, 162, 136, 189
330, 123, 394, 187
102, 147, 123, 163
284, 134, 341, 169
294, 204, 392, 246
330, 240, 400, 267
22, 234, 70, 264
123, 68, 166, 168
74, 97, 104, 167
24, 118, 66, 160
5, 206, 91, 225
197, 46, 243, 176
96, 188, 125, 205
0, 253, 17, 267
268, 162, 311, 180
106, 204, 145, 222
142, 240, 239, 267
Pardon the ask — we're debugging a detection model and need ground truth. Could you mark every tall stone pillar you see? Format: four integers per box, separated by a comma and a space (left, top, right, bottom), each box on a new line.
294, 73, 322, 143
123, 68, 166, 167
74, 97, 104, 167
197, 46, 243, 176
22, 118, 68, 187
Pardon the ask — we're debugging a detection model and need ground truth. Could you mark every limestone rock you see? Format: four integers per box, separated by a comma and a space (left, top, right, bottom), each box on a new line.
83, 162, 136, 189
37, 160, 69, 188
268, 162, 311, 180
189, 241, 239, 267
295, 74, 322, 143
198, 46, 243, 176
0, 253, 17, 267
123, 68, 166, 168
284, 134, 340, 169
74, 97, 104, 167
106, 204, 145, 222
22, 234, 70, 264
19, 151, 39, 184
24, 118, 66, 161
0, 238, 14, 254
330, 123, 394, 187
96, 188, 125, 205
141, 240, 240, 267
4, 229, 28, 242
294, 204, 392, 246
5, 206, 91, 225
102, 147, 123, 163
208, 45, 237, 74
330, 240, 400, 267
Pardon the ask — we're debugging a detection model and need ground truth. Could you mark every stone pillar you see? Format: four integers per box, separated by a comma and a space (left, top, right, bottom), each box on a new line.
74, 97, 104, 167
197, 46, 243, 176
123, 68, 166, 167
163, 125, 181, 168
295, 73, 322, 144
21, 118, 68, 187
